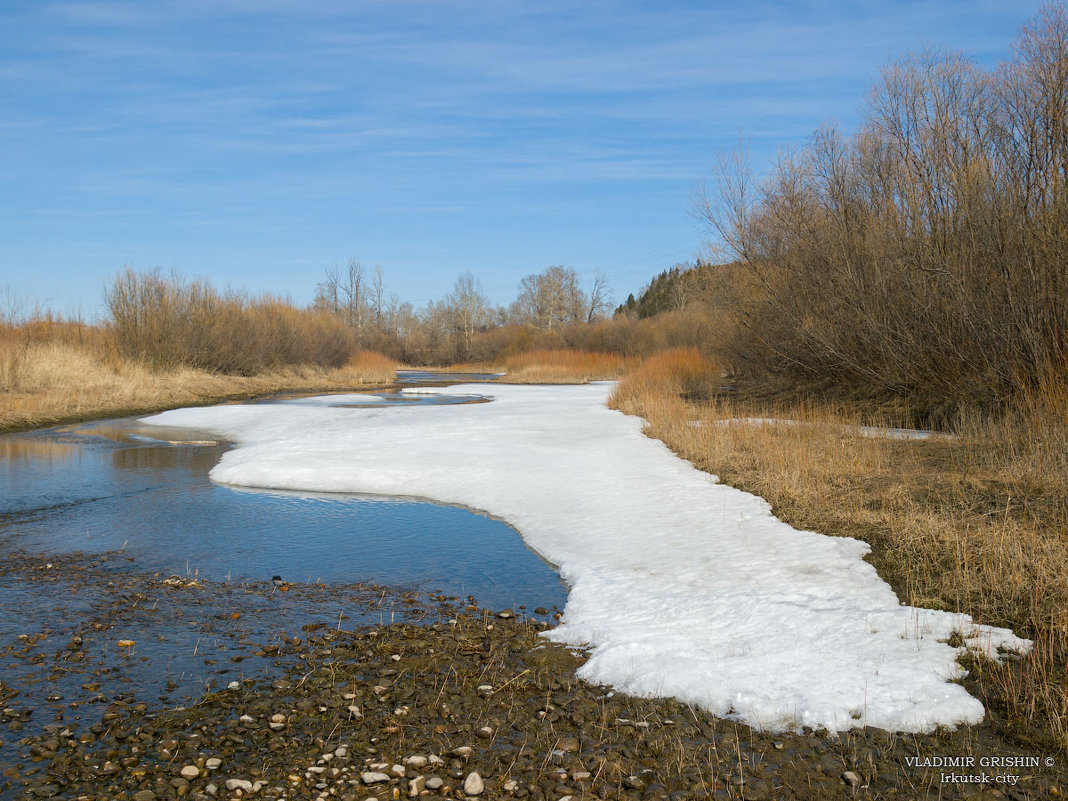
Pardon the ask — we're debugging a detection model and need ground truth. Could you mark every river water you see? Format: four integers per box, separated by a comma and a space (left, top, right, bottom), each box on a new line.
0, 378, 567, 781
1, 383, 565, 610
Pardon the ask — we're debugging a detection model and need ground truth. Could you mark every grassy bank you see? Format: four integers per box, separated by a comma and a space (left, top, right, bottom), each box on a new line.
0, 340, 398, 433
612, 349, 1068, 755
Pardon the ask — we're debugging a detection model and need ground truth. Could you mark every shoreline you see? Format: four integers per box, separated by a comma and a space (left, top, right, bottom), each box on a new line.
0, 378, 398, 435
2, 549, 1063, 800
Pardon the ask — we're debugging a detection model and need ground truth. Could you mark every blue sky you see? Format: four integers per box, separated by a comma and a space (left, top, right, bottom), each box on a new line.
0, 0, 1045, 318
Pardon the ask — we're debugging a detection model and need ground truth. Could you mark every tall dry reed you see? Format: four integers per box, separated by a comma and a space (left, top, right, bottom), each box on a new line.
499, 349, 631, 383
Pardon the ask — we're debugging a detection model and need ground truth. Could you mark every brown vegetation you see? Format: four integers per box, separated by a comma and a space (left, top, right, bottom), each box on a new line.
0, 309, 397, 433
107, 269, 356, 373
611, 351, 1068, 754
497, 349, 630, 383
698, 6, 1068, 419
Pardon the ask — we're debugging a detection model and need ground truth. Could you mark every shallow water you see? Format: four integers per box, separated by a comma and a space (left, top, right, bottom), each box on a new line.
0, 385, 566, 778
0, 394, 564, 611
396, 368, 502, 384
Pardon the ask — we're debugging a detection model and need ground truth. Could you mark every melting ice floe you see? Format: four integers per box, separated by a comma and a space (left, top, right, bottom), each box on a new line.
142, 383, 1029, 733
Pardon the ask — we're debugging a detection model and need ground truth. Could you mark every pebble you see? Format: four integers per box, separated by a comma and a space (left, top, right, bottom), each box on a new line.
408, 775, 426, 797
361, 771, 391, 785
463, 771, 485, 796
7, 565, 1055, 801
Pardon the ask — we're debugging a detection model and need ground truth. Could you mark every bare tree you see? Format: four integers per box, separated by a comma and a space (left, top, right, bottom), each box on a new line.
694, 137, 755, 262
371, 265, 386, 327
512, 266, 588, 331
340, 258, 365, 332
445, 272, 492, 359
313, 265, 342, 315
586, 269, 613, 322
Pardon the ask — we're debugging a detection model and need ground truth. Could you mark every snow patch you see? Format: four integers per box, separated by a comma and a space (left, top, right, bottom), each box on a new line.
142, 383, 1027, 733
708, 417, 955, 441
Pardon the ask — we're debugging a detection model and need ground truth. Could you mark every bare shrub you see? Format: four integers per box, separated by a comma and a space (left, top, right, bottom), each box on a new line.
698, 5, 1068, 417
106, 269, 358, 374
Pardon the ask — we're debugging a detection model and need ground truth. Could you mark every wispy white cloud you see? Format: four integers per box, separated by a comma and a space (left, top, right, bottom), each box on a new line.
0, 0, 1047, 310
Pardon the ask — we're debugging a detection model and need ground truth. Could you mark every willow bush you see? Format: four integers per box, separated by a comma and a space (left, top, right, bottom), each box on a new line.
700, 4, 1068, 416
106, 269, 356, 374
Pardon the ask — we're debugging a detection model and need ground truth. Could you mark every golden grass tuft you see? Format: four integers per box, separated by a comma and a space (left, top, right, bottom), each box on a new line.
611, 347, 721, 408
344, 350, 401, 383
498, 349, 631, 384
611, 356, 1068, 754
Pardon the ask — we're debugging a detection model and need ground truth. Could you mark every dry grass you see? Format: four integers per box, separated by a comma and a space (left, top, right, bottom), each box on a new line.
438, 349, 630, 383
611, 357, 1068, 754
344, 349, 403, 382
498, 349, 631, 384
610, 347, 722, 404
0, 338, 398, 432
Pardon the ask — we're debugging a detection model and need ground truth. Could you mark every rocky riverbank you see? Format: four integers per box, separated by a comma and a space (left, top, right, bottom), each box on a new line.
2, 551, 1064, 800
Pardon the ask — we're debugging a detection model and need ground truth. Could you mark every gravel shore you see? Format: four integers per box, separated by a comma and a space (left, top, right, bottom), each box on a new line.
2, 550, 1064, 800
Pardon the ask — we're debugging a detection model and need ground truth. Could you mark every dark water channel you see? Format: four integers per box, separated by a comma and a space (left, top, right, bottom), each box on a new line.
0, 379, 566, 781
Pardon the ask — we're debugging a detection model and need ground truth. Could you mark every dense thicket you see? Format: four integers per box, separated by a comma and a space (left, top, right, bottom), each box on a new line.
699, 4, 1068, 412
106, 269, 355, 373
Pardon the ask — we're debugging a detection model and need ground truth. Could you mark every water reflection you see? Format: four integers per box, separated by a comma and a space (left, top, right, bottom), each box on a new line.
0, 403, 566, 612
396, 369, 502, 384
0, 437, 82, 463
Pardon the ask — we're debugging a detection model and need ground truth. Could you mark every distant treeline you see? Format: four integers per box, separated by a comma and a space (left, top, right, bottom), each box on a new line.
97, 263, 713, 374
